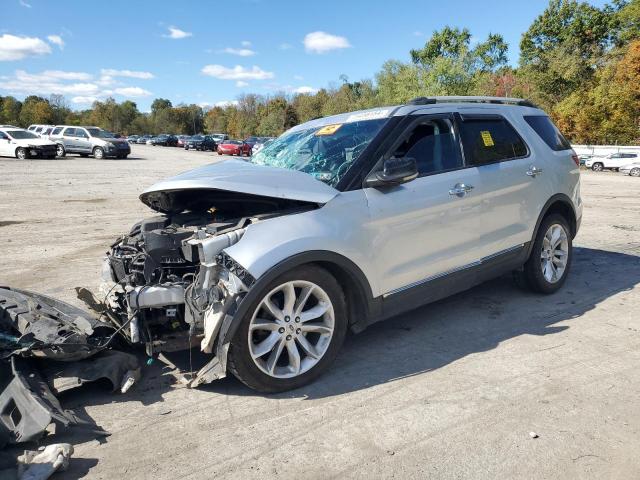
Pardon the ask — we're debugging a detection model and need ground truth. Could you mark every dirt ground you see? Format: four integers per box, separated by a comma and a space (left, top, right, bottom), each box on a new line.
1, 145, 639, 479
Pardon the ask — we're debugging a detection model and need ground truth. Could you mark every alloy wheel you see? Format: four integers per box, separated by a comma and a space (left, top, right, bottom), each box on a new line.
540, 224, 569, 284
248, 280, 335, 378
630, 168, 640, 177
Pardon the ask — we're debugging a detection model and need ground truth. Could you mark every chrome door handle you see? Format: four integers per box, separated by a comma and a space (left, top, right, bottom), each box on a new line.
526, 165, 543, 177
449, 183, 474, 197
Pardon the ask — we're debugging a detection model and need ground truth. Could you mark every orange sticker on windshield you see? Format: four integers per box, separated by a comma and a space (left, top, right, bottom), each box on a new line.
315, 124, 342, 136
480, 130, 494, 147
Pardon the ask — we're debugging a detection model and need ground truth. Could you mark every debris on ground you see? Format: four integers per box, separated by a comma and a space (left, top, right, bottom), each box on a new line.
0, 287, 140, 448
18, 443, 73, 480
529, 431, 539, 439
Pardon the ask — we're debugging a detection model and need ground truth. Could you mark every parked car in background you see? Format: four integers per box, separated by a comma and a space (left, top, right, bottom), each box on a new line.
585, 152, 639, 171
577, 154, 592, 166
251, 137, 275, 156
137, 135, 151, 144
49, 126, 131, 159
151, 134, 179, 146
217, 139, 251, 156
127, 135, 139, 144
177, 135, 190, 147
0, 126, 58, 159
242, 136, 261, 151
211, 133, 229, 143
185, 134, 217, 151
620, 162, 640, 177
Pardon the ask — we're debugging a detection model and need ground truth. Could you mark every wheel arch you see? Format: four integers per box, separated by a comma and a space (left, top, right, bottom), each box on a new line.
220, 250, 377, 346
527, 194, 577, 258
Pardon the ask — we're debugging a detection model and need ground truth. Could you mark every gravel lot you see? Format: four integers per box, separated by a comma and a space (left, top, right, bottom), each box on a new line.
1, 145, 639, 479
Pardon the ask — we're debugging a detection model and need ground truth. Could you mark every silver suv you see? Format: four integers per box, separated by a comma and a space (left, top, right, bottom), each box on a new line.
101, 96, 582, 392
49, 125, 131, 159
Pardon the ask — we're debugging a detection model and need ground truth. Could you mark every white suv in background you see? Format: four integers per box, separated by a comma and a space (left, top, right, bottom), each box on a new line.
585, 152, 639, 171
100, 96, 582, 392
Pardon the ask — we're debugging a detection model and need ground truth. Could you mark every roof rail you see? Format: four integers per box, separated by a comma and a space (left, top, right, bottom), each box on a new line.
407, 96, 538, 108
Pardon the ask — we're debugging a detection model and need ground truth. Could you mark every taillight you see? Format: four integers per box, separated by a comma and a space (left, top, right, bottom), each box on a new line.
571, 150, 580, 166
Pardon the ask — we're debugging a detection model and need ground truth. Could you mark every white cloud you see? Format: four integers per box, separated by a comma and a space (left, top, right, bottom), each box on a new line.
294, 86, 318, 94
19, 0, 31, 7
303, 31, 351, 54
201, 64, 274, 80
279, 43, 293, 50
47, 35, 65, 49
214, 100, 239, 108
293, 74, 304, 81
0, 34, 51, 61
100, 68, 154, 79
42, 70, 92, 81
236, 80, 249, 87
241, 40, 252, 47
222, 47, 256, 57
0, 69, 152, 103
164, 26, 192, 39
114, 87, 152, 97
71, 96, 99, 104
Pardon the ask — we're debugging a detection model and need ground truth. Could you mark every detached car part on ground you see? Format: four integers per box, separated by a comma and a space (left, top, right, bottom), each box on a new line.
99, 96, 582, 393
0, 287, 140, 448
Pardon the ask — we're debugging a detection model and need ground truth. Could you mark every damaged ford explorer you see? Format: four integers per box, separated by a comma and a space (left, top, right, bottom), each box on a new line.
93, 97, 582, 393
1, 97, 582, 402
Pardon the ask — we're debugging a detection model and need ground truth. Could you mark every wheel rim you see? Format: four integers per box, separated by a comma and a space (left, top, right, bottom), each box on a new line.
540, 224, 569, 284
17, 149, 25, 159
248, 280, 335, 379
56, 145, 64, 156
94, 148, 103, 159
631, 168, 640, 177
593, 163, 603, 171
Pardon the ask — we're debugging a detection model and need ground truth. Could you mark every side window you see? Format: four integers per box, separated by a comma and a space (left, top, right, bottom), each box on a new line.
391, 118, 462, 176
76, 129, 88, 138
460, 117, 528, 166
63, 128, 76, 137
0, 132, 8, 140
52, 127, 63, 135
523, 116, 571, 151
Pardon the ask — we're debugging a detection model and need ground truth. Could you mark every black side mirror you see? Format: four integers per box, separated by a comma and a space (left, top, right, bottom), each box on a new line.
365, 157, 418, 188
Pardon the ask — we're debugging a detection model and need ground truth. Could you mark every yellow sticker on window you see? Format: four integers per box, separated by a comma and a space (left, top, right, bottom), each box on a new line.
480, 130, 495, 147
315, 124, 342, 136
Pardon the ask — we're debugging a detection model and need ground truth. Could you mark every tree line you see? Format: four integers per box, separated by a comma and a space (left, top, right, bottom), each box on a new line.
0, 0, 637, 144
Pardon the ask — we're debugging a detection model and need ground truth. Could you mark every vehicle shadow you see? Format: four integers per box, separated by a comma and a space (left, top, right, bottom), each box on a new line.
204, 246, 640, 400
38, 247, 640, 429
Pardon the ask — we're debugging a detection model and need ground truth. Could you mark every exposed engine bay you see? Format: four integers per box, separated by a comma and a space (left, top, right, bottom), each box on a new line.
101, 189, 316, 386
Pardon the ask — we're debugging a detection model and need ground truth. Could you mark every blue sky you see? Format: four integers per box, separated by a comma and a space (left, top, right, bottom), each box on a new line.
1, 0, 609, 111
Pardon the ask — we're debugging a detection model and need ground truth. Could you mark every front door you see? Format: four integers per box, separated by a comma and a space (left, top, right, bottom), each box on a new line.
0, 132, 12, 156
365, 114, 485, 296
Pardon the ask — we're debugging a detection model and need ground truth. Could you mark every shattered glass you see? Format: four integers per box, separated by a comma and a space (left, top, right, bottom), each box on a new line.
251, 118, 387, 186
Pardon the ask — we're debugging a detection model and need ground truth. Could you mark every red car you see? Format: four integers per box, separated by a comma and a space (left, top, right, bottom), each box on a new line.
217, 140, 251, 156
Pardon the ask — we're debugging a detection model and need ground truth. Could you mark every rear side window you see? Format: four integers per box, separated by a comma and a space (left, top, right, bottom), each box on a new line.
52, 127, 63, 135
459, 117, 527, 166
63, 128, 76, 137
524, 116, 571, 151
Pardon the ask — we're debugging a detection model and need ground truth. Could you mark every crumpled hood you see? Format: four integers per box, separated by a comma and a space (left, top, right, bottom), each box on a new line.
140, 159, 339, 210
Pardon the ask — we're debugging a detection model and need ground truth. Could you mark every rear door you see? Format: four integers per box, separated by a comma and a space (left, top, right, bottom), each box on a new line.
365, 114, 486, 295
0, 131, 11, 156
456, 112, 548, 257
62, 127, 78, 151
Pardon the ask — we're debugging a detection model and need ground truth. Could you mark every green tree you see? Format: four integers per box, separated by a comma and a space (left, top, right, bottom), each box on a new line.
19, 96, 53, 126
0, 96, 22, 125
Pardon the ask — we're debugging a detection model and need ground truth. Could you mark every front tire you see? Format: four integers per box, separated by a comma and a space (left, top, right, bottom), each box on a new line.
516, 214, 572, 294
93, 147, 104, 159
15, 147, 27, 160
56, 144, 65, 158
228, 265, 347, 393
630, 168, 640, 177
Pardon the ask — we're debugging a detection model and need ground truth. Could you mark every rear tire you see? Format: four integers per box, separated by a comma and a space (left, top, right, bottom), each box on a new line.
228, 265, 347, 393
517, 214, 572, 294
630, 168, 640, 177
592, 162, 604, 172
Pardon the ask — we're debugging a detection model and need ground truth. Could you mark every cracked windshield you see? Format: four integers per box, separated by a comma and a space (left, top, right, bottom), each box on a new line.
251, 118, 387, 186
